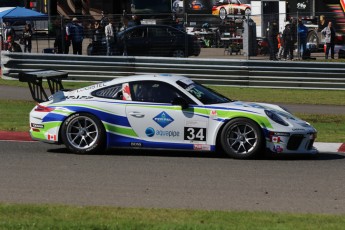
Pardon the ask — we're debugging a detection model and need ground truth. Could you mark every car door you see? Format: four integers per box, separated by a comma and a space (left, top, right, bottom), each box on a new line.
147, 27, 173, 56
124, 27, 148, 56
125, 80, 209, 149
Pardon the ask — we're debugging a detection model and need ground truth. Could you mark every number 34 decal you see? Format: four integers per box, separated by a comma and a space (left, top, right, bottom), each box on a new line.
184, 127, 206, 141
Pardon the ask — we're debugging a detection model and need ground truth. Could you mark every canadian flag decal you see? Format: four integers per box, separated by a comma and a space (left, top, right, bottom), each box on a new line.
48, 134, 56, 141
271, 136, 280, 143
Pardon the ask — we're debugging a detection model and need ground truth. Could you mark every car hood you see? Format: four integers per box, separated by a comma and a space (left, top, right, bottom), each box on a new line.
209, 101, 309, 124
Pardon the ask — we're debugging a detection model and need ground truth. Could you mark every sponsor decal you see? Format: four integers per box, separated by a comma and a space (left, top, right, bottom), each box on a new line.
76, 83, 107, 93
145, 127, 180, 138
273, 145, 283, 153
153, 111, 174, 128
31, 123, 44, 128
270, 132, 290, 137
145, 127, 155, 137
130, 142, 142, 147
156, 130, 180, 137
193, 144, 211, 151
184, 127, 206, 141
65, 95, 93, 99
292, 128, 305, 131
47, 134, 56, 141
185, 120, 207, 128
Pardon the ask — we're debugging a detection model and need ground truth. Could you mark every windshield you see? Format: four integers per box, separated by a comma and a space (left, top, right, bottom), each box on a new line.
177, 80, 232, 104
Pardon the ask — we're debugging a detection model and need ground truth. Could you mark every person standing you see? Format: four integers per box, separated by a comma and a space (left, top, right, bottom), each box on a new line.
321, 21, 336, 59
93, 20, 103, 55
3, 22, 15, 51
267, 20, 279, 60
297, 19, 308, 59
282, 22, 296, 60
277, 32, 284, 60
22, 23, 33, 53
69, 17, 84, 55
105, 20, 114, 56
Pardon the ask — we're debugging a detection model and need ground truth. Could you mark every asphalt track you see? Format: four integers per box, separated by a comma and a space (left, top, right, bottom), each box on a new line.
1, 84, 345, 214
1, 140, 345, 214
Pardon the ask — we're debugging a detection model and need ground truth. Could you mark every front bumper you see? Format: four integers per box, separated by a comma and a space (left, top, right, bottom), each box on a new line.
267, 132, 318, 154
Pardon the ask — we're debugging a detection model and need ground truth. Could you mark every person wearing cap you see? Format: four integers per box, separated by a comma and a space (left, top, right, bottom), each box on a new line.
69, 17, 84, 55
282, 22, 296, 60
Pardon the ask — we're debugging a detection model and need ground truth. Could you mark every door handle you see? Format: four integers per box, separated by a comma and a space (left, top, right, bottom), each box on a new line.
129, 112, 145, 118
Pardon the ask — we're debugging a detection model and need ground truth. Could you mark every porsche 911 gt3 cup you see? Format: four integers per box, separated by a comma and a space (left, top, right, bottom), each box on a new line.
22, 71, 317, 159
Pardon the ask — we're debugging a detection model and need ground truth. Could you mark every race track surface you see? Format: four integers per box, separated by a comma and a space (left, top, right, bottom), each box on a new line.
1, 141, 345, 214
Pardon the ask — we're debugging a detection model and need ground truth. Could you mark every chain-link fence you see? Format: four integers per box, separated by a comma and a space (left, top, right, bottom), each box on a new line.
1, 11, 344, 60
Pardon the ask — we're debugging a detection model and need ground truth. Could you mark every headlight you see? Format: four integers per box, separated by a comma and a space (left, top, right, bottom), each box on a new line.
265, 110, 289, 126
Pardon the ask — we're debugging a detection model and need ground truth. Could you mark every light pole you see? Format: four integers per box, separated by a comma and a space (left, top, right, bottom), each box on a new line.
297, 2, 307, 59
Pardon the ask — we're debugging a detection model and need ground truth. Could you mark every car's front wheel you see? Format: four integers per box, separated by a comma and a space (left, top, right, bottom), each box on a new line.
220, 118, 263, 159
61, 113, 106, 154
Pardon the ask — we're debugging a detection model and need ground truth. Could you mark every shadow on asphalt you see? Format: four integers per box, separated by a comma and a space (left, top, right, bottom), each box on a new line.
46, 147, 345, 161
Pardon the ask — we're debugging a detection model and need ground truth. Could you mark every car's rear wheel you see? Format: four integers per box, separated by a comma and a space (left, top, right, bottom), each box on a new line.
61, 113, 106, 154
172, 49, 185, 57
219, 8, 227, 20
220, 118, 263, 159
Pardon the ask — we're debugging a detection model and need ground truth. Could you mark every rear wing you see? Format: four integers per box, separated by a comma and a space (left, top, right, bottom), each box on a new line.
18, 70, 68, 103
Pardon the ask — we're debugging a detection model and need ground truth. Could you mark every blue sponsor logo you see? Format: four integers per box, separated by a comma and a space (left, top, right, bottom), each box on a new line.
153, 111, 174, 128
145, 127, 155, 137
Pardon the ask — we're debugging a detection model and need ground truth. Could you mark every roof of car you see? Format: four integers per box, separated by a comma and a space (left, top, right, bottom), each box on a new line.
107, 74, 190, 85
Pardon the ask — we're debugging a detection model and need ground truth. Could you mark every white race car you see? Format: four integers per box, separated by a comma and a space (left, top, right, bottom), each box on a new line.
21, 71, 317, 159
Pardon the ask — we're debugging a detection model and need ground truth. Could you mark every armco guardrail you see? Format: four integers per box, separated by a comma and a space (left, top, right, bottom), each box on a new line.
1, 51, 345, 90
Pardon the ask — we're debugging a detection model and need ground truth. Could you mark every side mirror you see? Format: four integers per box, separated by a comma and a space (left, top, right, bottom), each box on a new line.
172, 97, 189, 109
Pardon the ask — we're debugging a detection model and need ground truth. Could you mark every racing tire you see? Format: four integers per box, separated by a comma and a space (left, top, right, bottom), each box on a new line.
219, 8, 227, 20
172, 49, 185, 57
61, 113, 106, 154
220, 118, 264, 159
307, 31, 319, 52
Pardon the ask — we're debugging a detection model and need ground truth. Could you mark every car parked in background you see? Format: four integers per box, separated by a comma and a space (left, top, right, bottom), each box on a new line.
212, 0, 251, 20
115, 24, 201, 57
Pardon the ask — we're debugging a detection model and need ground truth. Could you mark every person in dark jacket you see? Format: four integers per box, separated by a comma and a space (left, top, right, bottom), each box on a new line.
69, 17, 84, 55
282, 22, 296, 60
267, 20, 279, 60
22, 23, 33, 53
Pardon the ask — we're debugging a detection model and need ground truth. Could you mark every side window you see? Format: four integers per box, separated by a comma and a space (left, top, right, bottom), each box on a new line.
127, 28, 146, 39
91, 84, 122, 99
130, 81, 194, 104
149, 27, 170, 37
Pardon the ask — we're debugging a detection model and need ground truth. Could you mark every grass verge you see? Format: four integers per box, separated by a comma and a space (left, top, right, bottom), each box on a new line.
1, 203, 345, 230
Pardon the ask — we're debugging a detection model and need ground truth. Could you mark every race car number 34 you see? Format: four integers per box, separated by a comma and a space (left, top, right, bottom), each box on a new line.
184, 127, 206, 141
